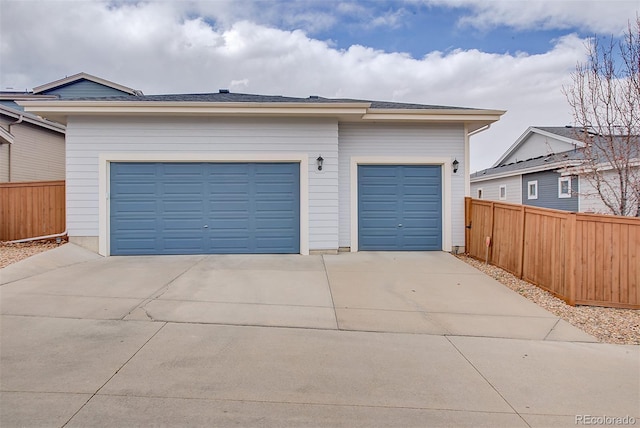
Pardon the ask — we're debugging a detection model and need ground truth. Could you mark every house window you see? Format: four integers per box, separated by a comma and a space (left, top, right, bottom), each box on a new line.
477, 188, 483, 199
558, 177, 571, 198
527, 181, 538, 200
499, 185, 507, 200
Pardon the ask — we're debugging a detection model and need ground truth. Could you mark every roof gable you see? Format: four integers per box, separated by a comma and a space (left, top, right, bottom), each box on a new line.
33, 72, 141, 97
492, 126, 584, 167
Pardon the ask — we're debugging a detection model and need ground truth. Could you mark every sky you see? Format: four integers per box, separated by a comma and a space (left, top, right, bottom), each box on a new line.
1, 0, 638, 171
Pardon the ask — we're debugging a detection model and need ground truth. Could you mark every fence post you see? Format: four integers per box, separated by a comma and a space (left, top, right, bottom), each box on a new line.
465, 197, 471, 254
518, 205, 526, 279
565, 213, 577, 306
488, 201, 495, 264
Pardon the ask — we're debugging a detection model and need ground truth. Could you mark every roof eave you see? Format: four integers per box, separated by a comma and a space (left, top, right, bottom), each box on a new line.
19, 101, 505, 126
0, 105, 66, 133
18, 101, 371, 125
470, 160, 580, 182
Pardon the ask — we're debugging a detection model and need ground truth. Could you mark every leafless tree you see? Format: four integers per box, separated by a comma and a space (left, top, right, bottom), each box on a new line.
563, 16, 640, 216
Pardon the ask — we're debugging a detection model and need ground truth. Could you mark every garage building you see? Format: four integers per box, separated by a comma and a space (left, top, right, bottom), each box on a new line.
21, 92, 504, 255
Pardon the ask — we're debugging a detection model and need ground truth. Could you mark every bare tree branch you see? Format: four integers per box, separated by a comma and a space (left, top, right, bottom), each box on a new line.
562, 16, 640, 216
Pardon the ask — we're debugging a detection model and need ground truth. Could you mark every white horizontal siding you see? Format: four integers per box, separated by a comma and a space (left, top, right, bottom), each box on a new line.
470, 175, 522, 203
66, 116, 339, 250
577, 170, 640, 215
338, 123, 466, 248
6, 121, 65, 182
502, 133, 576, 165
0, 143, 8, 181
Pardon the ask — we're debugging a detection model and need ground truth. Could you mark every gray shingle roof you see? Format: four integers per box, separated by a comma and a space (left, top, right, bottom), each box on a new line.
534, 126, 601, 140
471, 150, 585, 179
50, 91, 476, 110
472, 132, 638, 179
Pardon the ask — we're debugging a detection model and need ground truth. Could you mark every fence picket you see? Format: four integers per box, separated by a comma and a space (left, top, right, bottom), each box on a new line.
465, 197, 640, 309
0, 181, 65, 241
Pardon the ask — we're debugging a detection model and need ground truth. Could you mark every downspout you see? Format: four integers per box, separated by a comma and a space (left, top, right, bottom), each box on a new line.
4, 114, 68, 242
464, 124, 492, 196
8, 229, 68, 244
468, 123, 491, 137
7, 114, 24, 182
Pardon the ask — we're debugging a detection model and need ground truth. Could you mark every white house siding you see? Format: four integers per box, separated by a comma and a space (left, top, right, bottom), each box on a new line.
0, 117, 65, 182
470, 175, 522, 204
338, 122, 465, 248
502, 133, 576, 164
0, 143, 8, 181
578, 170, 640, 215
65, 116, 339, 251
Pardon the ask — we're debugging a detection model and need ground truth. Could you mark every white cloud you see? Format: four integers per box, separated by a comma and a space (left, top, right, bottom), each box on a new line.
1, 1, 591, 170
424, 0, 639, 34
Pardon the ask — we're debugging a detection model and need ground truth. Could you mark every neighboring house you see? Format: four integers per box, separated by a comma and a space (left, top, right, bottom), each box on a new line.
470, 126, 636, 214
0, 106, 65, 182
21, 92, 504, 255
0, 72, 141, 182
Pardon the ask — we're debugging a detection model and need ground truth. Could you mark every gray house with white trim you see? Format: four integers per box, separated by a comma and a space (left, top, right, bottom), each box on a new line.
471, 127, 588, 211
470, 126, 639, 215
21, 92, 504, 256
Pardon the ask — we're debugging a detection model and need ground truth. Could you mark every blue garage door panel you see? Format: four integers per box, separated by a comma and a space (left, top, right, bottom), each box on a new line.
110, 162, 300, 255
358, 165, 442, 251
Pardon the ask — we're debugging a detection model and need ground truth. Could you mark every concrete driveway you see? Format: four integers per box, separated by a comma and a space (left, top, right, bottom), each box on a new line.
1, 244, 638, 427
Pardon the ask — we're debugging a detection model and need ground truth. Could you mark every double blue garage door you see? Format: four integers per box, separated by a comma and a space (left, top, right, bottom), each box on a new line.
110, 162, 300, 255
358, 165, 442, 251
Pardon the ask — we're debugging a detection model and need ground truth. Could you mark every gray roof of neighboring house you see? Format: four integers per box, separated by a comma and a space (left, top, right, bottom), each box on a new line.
472, 132, 638, 180
533, 126, 598, 140
0, 104, 66, 133
471, 150, 584, 179
47, 91, 476, 110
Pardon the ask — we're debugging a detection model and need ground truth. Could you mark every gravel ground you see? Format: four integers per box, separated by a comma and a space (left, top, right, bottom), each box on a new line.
1, 243, 637, 344
0, 240, 68, 269
457, 254, 640, 345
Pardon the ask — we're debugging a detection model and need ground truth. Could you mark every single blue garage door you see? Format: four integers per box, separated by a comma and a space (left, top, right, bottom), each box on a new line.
358, 165, 442, 251
110, 162, 300, 255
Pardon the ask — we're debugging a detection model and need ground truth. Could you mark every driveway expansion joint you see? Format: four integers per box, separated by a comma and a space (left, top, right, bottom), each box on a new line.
60, 322, 168, 428
444, 336, 532, 428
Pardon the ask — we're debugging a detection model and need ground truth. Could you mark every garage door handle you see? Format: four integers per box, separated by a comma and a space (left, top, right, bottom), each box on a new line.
203, 225, 208, 228
398, 224, 403, 228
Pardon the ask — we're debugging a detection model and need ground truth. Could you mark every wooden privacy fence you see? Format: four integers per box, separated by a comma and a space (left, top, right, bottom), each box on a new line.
0, 181, 65, 241
465, 197, 640, 309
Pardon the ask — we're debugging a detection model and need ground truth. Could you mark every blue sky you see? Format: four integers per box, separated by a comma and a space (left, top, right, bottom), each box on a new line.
1, 0, 638, 170
274, 2, 569, 56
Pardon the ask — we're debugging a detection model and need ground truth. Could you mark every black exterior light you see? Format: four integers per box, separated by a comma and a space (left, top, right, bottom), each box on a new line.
452, 159, 459, 173
317, 155, 324, 171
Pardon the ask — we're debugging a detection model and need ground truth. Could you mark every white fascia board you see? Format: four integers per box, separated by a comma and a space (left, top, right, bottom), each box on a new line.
361, 109, 505, 123
19, 101, 371, 124
20, 101, 505, 126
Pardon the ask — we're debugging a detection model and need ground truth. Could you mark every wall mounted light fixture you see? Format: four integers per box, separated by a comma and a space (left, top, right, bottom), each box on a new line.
452, 159, 459, 173
317, 155, 324, 171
